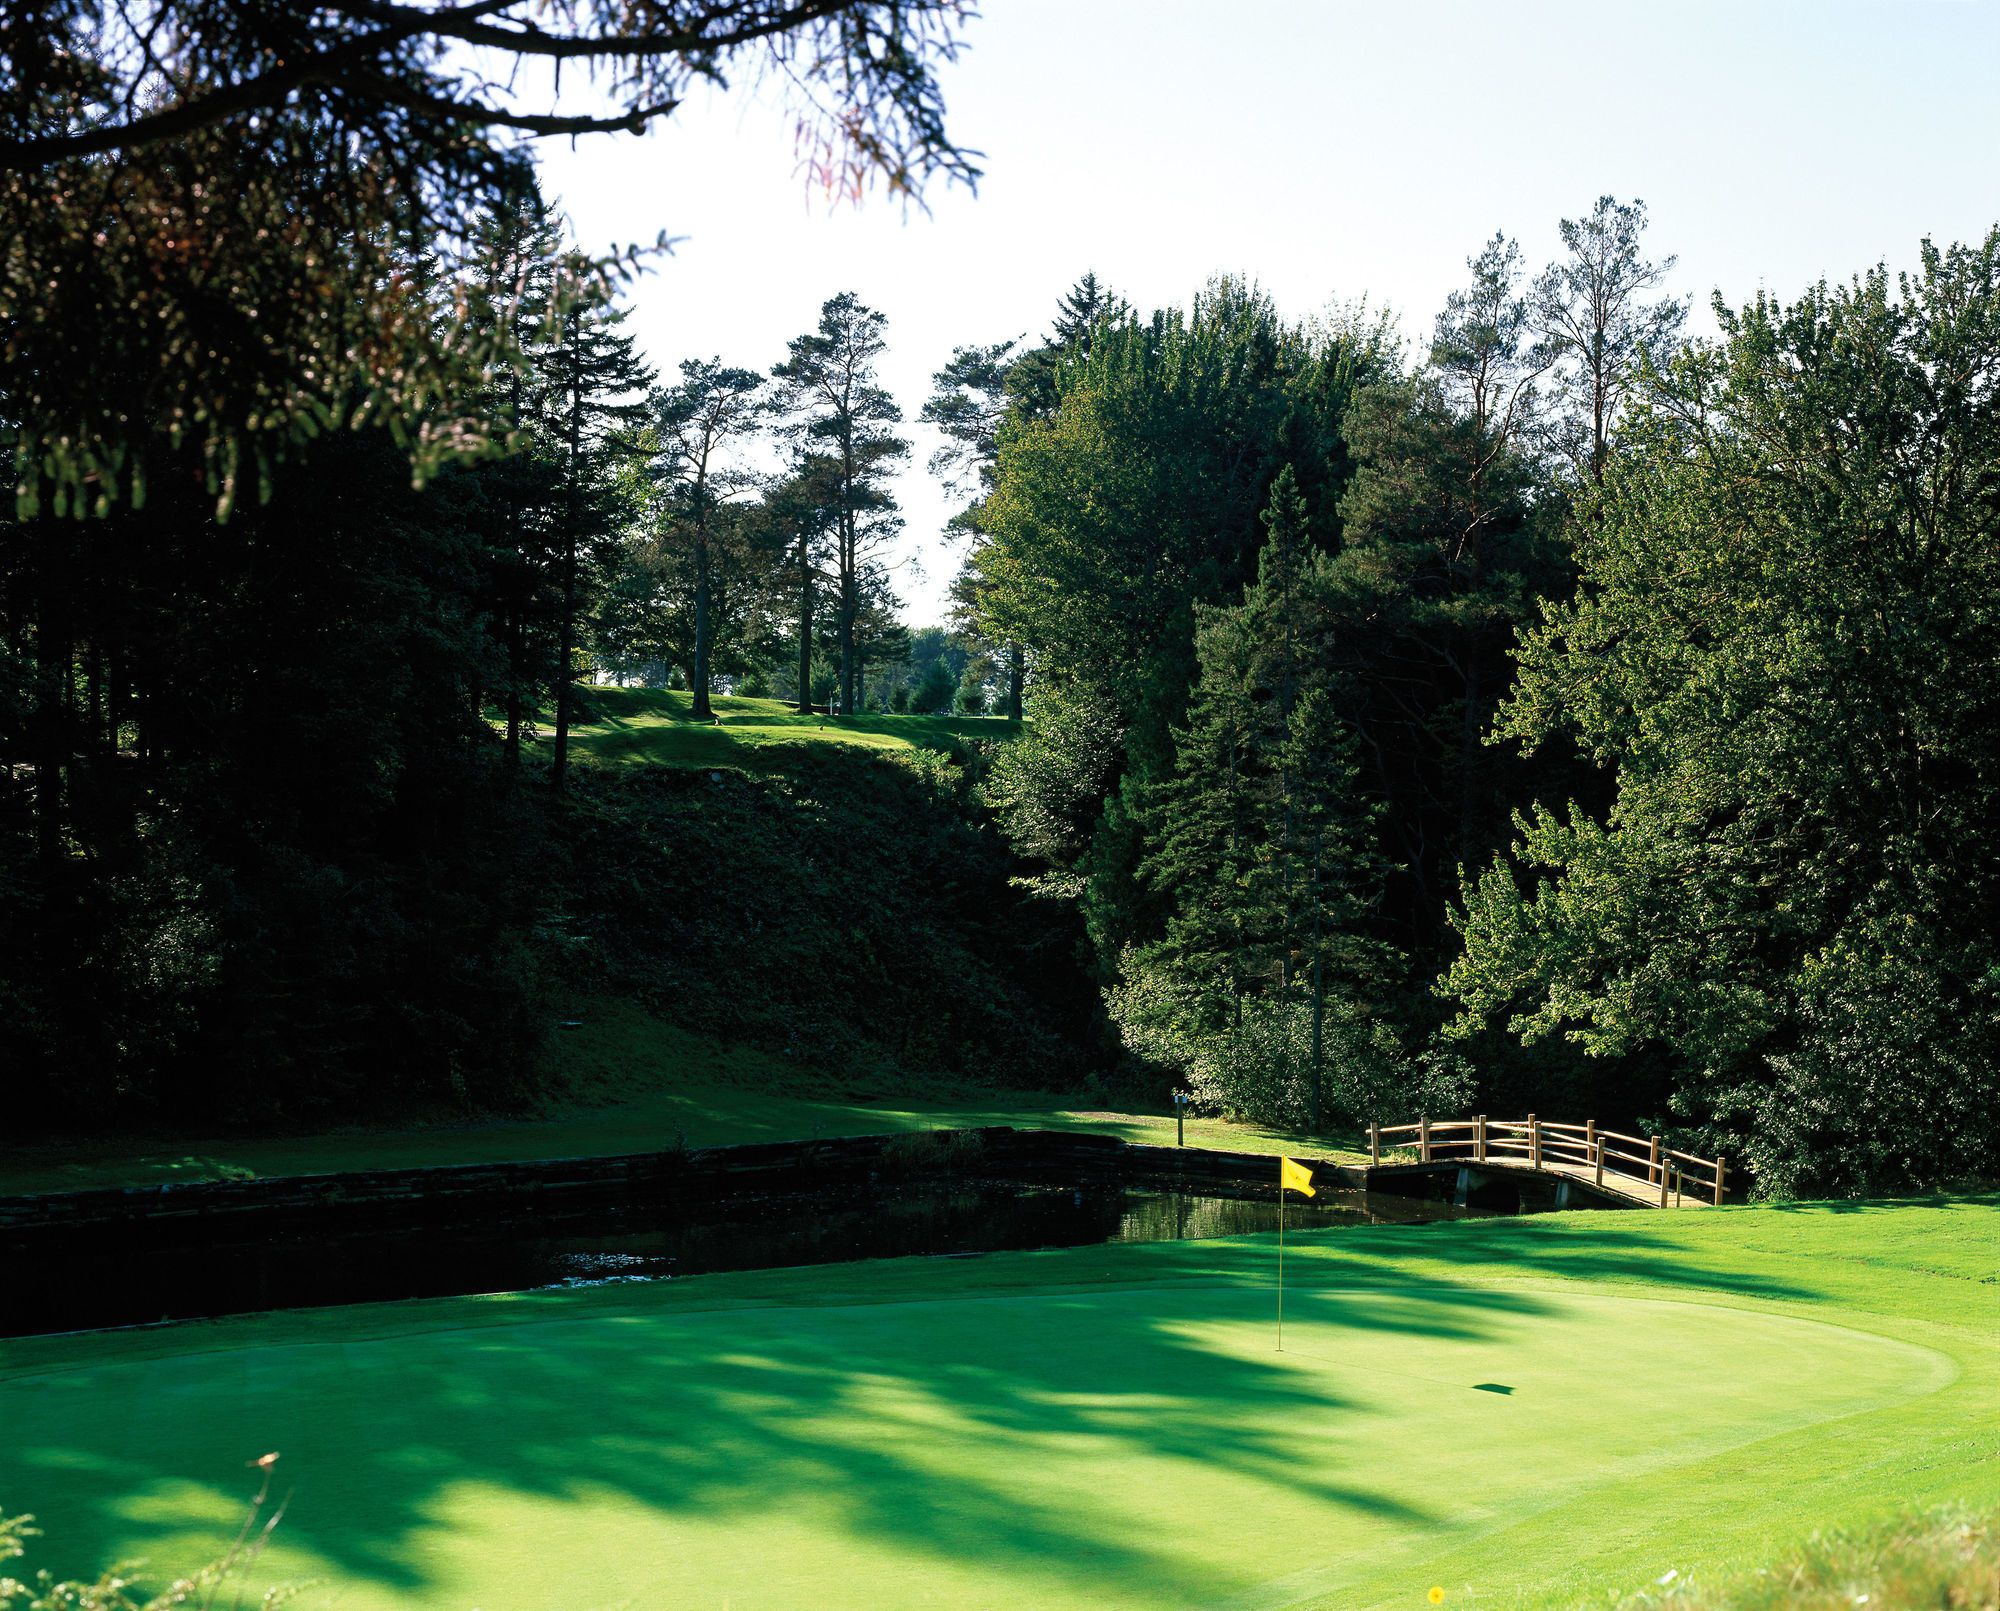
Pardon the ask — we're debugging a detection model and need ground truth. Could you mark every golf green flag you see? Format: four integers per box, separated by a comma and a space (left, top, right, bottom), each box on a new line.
1280, 1156, 1316, 1197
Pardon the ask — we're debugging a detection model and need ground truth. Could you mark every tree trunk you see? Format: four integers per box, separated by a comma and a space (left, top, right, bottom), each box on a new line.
34, 551, 70, 871
1459, 632, 1480, 867
553, 323, 582, 792
837, 609, 855, 716
836, 529, 857, 718
691, 527, 714, 720
1005, 640, 1024, 720
108, 650, 129, 756
1309, 956, 1325, 1134
504, 613, 522, 769
794, 541, 814, 712
552, 534, 574, 792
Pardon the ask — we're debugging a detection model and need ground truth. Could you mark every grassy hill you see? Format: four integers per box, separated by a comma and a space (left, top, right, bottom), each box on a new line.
553, 687, 1024, 770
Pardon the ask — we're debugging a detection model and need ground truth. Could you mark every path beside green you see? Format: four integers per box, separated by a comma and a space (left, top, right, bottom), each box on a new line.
3, 1202, 1995, 1610
0, 998, 1367, 1196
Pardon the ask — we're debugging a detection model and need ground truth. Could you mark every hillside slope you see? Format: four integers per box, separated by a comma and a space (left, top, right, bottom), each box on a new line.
545, 732, 1096, 1092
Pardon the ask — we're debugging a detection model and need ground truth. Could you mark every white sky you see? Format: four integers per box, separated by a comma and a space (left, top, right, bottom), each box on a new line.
535, 0, 2000, 625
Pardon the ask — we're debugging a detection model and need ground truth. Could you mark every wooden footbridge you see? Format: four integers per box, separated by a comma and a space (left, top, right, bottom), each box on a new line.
1366, 1117, 1729, 1208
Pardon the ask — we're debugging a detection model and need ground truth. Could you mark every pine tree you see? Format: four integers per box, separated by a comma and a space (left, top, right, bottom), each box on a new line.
769, 294, 907, 717
760, 456, 843, 712
460, 185, 575, 769
1255, 688, 1391, 1129
1125, 470, 1395, 1130
536, 289, 654, 789
1138, 606, 1265, 1020
649, 359, 766, 717
919, 277, 1131, 723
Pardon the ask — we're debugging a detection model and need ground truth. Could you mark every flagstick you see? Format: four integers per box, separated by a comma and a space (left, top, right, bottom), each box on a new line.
1277, 1179, 1285, 1352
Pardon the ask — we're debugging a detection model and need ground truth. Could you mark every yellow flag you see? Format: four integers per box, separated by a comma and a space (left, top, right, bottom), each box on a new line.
1280, 1156, 1316, 1197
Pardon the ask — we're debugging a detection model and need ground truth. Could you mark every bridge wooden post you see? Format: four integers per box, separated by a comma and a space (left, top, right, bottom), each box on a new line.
1476, 1116, 1487, 1163
1528, 1114, 1540, 1169
1658, 1147, 1671, 1207
1588, 1120, 1601, 1186
1420, 1116, 1431, 1163
1369, 1125, 1379, 1166
1649, 1135, 1661, 1186
1714, 1156, 1727, 1206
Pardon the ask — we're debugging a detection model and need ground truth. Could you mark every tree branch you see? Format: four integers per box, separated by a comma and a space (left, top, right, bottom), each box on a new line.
0, 0, 876, 167
327, 0, 857, 61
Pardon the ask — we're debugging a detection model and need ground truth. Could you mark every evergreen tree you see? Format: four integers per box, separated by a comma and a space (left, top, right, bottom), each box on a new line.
1327, 237, 1576, 962
462, 182, 569, 770
1528, 197, 1686, 487
1007, 272, 1132, 421
982, 277, 1391, 961
759, 456, 844, 713
921, 340, 1020, 500
536, 290, 653, 789
1255, 689, 1392, 1128
647, 359, 767, 717
770, 293, 907, 717
922, 277, 1134, 720
1111, 526, 1415, 1131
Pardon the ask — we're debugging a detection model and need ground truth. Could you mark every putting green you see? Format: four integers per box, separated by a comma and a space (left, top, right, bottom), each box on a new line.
3, 1207, 1994, 1610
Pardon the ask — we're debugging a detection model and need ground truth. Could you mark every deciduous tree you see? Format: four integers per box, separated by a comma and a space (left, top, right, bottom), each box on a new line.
1449, 232, 2000, 1195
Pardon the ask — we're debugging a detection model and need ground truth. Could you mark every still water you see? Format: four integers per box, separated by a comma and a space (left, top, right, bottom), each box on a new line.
8, 1181, 1491, 1339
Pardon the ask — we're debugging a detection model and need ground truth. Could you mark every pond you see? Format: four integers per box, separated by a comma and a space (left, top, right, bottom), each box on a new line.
8, 1179, 1496, 1339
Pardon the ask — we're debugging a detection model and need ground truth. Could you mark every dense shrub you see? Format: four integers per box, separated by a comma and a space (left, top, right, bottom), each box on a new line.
1108, 957, 1468, 1131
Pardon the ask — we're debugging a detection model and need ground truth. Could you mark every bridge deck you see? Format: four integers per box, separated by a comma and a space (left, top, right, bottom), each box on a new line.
1369, 1118, 1729, 1209
1370, 1153, 1707, 1209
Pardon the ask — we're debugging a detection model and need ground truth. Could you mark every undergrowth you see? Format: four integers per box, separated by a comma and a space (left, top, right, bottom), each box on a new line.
1527, 1508, 1998, 1611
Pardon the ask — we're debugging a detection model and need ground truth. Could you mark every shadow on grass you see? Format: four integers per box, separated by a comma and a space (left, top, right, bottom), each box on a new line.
3, 1218, 1834, 1605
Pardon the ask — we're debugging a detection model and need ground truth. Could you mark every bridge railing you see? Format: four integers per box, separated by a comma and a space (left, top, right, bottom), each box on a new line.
1366, 1116, 1729, 1207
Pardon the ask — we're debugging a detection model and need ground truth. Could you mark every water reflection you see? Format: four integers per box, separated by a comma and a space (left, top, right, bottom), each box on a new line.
9, 1179, 1495, 1338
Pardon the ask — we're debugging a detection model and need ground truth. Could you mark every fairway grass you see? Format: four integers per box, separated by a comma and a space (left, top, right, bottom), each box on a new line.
538, 686, 1023, 770
4, 1202, 1995, 1610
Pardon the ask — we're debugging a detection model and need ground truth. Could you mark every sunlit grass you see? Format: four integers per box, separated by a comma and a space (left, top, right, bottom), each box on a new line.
530, 685, 1024, 769
3, 1200, 1993, 1610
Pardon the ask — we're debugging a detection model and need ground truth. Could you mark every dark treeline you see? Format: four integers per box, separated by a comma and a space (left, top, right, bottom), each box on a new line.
4, 0, 1995, 1200
0, 161, 1082, 1132
947, 209, 2000, 1197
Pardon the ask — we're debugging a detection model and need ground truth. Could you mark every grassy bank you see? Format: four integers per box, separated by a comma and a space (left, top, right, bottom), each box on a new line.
2, 1200, 1994, 1609
0, 998, 1367, 1196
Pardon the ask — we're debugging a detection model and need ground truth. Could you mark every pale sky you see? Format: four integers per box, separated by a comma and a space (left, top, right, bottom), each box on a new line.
535, 0, 2000, 625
